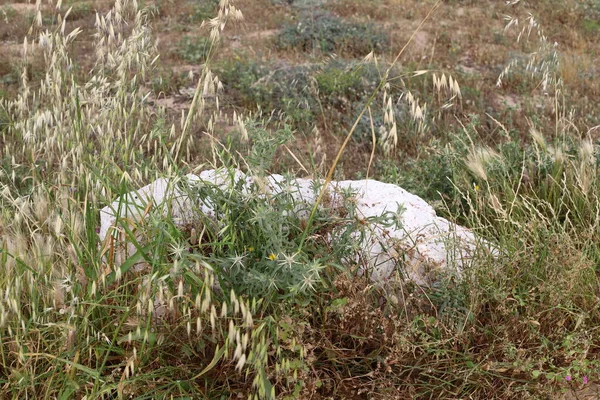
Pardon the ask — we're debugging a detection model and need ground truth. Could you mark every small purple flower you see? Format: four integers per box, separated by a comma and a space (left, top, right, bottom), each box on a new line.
566, 375, 572, 382
583, 376, 589, 385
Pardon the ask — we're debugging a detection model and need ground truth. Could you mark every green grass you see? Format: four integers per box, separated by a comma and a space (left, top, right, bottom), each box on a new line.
1, 0, 600, 399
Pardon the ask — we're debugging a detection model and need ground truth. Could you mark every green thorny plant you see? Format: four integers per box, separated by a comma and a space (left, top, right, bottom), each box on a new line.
174, 123, 406, 302
94, 119, 407, 398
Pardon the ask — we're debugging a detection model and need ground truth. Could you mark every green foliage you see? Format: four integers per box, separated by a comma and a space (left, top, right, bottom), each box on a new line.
0, 5, 19, 19
149, 67, 189, 95
218, 58, 319, 127
352, 124, 600, 397
315, 63, 363, 99
184, 0, 220, 23
3, 0, 600, 398
218, 57, 399, 140
374, 143, 458, 207
452, 135, 600, 235
246, 121, 295, 172
176, 35, 211, 63
275, 12, 389, 56
182, 175, 326, 300
169, 124, 379, 302
576, 0, 600, 19
63, 0, 94, 20
216, 57, 270, 107
581, 18, 600, 35
0, 60, 18, 85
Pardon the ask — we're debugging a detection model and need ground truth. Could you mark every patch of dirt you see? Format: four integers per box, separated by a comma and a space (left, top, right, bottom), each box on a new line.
495, 93, 521, 110
230, 29, 278, 50
457, 56, 485, 75
1, 3, 38, 14
245, 29, 278, 40
1, 41, 40, 58
410, 30, 430, 55
149, 95, 191, 112
562, 383, 600, 399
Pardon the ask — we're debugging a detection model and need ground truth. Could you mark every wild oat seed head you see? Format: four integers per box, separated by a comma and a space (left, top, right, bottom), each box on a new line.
529, 127, 546, 150
580, 139, 595, 163
466, 147, 499, 181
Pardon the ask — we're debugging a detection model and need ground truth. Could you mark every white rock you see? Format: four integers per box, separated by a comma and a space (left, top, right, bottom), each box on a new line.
99, 169, 488, 285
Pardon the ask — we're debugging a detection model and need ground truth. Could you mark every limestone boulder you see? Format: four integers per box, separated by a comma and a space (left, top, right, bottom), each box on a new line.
99, 169, 488, 285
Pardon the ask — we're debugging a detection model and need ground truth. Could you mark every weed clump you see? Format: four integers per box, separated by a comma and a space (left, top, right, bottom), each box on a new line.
219, 57, 407, 141
176, 36, 212, 63
219, 60, 319, 127
177, 126, 367, 301
184, 0, 220, 23
275, 12, 389, 56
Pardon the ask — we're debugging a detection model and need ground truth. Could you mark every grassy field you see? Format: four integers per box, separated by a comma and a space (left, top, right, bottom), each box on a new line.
1, 0, 600, 398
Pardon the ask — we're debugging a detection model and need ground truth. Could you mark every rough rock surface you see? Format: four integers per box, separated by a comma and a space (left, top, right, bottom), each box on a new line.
99, 169, 487, 285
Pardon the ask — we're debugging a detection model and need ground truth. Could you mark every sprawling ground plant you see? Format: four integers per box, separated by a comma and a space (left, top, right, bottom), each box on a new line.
275, 11, 389, 56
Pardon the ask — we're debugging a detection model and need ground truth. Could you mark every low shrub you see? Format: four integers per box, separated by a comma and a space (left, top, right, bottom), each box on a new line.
175, 36, 212, 63
275, 12, 389, 56
374, 142, 458, 209
575, 0, 600, 20
184, 0, 220, 23
218, 57, 405, 141
218, 58, 318, 127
